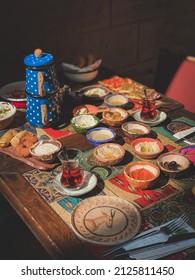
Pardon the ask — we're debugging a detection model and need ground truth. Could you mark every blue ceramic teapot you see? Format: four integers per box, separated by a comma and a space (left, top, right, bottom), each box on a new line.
24, 48, 59, 96
24, 49, 61, 127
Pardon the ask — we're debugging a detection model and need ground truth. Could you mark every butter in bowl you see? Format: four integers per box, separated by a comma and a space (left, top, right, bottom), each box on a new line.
82, 85, 109, 102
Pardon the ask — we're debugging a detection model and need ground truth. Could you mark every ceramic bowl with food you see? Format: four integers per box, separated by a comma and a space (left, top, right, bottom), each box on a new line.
86, 127, 116, 146
72, 104, 98, 116
62, 68, 99, 83
124, 161, 160, 190
179, 145, 195, 165
104, 94, 129, 108
71, 114, 100, 134
122, 121, 151, 140
82, 85, 109, 101
0, 101, 17, 130
102, 107, 129, 127
131, 137, 164, 159
29, 139, 62, 162
157, 152, 191, 178
93, 143, 125, 166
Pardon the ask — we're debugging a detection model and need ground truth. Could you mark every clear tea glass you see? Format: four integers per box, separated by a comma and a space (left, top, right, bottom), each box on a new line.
58, 148, 83, 189
141, 96, 157, 120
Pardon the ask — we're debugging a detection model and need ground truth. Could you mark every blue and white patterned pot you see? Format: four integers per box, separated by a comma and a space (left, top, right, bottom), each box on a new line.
24, 49, 59, 96
26, 92, 61, 128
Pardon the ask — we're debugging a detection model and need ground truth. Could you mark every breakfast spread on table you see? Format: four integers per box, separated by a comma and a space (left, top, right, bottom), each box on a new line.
0, 49, 195, 260
99, 76, 149, 100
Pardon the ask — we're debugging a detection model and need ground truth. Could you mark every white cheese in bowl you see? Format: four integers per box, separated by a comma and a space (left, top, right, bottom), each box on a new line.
73, 115, 97, 127
84, 88, 106, 97
33, 142, 59, 155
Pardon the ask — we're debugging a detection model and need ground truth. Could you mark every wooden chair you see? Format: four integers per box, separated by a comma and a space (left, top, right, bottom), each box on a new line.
153, 48, 185, 94
165, 56, 195, 113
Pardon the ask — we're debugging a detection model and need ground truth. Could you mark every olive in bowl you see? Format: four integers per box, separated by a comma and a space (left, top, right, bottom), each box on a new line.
157, 152, 191, 178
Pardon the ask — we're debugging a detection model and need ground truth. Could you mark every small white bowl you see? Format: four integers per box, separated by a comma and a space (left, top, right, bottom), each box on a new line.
157, 152, 191, 178
122, 121, 151, 140
29, 139, 62, 162
0, 101, 16, 130
104, 94, 129, 108
82, 85, 109, 101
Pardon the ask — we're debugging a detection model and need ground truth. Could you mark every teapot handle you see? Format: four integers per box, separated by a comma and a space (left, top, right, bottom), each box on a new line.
38, 72, 46, 96
41, 104, 49, 125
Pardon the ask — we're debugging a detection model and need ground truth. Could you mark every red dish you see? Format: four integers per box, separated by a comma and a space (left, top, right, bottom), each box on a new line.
11, 101, 26, 108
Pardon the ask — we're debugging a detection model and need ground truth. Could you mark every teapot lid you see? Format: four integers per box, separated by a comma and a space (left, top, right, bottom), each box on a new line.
24, 49, 54, 67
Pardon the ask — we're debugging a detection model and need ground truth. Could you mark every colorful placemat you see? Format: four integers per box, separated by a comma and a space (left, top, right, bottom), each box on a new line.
41, 124, 76, 139
153, 116, 195, 145
22, 122, 195, 259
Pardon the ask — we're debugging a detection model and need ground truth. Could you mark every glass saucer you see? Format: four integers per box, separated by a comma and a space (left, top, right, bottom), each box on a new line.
53, 170, 97, 196
133, 110, 167, 126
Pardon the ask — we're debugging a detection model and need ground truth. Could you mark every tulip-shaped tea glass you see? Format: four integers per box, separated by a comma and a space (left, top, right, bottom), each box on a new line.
58, 148, 83, 189
141, 96, 157, 121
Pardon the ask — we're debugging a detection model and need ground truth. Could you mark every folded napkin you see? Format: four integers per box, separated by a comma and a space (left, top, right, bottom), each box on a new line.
123, 221, 195, 260
62, 59, 102, 73
129, 238, 195, 260
173, 126, 195, 144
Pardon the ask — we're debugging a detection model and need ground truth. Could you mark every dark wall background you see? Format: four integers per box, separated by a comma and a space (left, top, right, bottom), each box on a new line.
1, 0, 195, 88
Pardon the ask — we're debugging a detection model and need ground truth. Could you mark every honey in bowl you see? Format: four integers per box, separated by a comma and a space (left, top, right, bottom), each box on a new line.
105, 94, 129, 107
109, 101, 124, 105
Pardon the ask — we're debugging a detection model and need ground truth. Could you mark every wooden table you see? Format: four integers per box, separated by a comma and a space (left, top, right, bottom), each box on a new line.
0, 68, 194, 260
